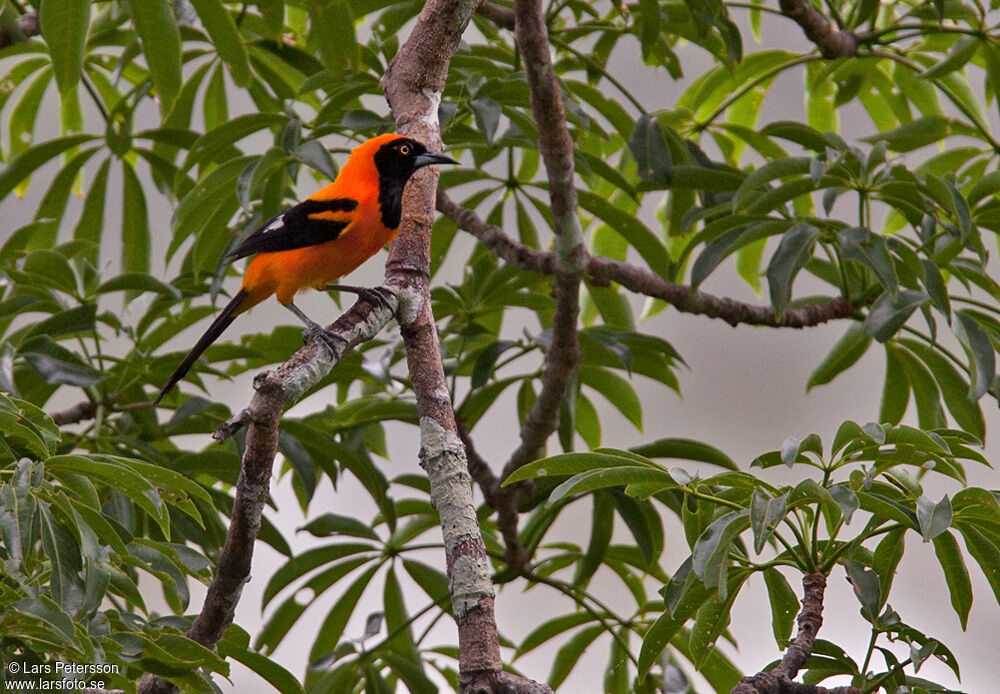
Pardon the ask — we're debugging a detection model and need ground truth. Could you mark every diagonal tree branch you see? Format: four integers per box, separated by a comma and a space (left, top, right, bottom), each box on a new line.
731, 573, 863, 694
382, 1, 552, 692
438, 191, 856, 329
137, 292, 397, 694
777, 0, 858, 58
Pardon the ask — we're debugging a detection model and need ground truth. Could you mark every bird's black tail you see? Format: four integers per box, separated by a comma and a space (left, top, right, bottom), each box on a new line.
154, 289, 248, 405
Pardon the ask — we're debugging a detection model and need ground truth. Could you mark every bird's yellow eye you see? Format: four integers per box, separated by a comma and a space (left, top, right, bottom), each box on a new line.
399, 144, 411, 155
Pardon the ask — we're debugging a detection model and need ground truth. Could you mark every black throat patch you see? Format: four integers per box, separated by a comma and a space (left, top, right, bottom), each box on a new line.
373, 139, 424, 230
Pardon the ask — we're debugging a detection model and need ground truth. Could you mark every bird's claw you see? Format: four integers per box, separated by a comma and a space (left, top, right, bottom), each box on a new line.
326, 284, 396, 314
304, 324, 347, 358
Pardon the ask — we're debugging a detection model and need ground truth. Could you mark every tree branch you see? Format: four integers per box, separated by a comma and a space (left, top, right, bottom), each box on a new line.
731, 573, 863, 694
137, 292, 397, 694
382, 2, 551, 692
438, 191, 856, 328
480, 0, 588, 572
777, 0, 858, 58
477, 0, 515, 29
49, 400, 96, 426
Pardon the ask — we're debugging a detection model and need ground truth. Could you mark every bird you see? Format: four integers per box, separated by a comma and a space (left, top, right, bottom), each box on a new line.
153, 133, 458, 405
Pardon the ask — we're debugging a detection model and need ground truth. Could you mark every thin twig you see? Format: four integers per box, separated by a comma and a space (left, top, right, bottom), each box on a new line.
437, 191, 856, 328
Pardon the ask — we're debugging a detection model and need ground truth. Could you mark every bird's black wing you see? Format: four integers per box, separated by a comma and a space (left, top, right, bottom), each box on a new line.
224, 197, 359, 262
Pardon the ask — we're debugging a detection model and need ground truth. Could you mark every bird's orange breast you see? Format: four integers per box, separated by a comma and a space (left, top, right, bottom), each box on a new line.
239, 190, 397, 307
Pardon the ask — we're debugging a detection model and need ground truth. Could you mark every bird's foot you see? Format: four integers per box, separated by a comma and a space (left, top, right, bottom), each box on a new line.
324, 284, 396, 313
302, 323, 348, 359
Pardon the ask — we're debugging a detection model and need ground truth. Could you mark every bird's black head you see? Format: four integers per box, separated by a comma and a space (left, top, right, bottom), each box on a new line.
373, 137, 458, 229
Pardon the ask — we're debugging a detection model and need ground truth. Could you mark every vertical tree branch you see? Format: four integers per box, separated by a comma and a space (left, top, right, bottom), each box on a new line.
504, 0, 585, 472
482, 0, 587, 571
731, 573, 863, 694
381, 1, 551, 691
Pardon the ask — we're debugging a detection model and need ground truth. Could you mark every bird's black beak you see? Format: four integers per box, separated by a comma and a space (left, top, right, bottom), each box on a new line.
414, 151, 459, 169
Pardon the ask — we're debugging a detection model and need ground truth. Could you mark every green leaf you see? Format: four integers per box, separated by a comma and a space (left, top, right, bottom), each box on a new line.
188, 0, 251, 86
919, 36, 980, 80
74, 157, 110, 258
574, 492, 614, 587
309, 0, 358, 75
308, 565, 379, 665
182, 112, 289, 175
383, 565, 420, 660
846, 561, 881, 621
689, 570, 750, 668
630, 437, 736, 470
97, 273, 182, 299
691, 509, 750, 591
11, 596, 77, 644
880, 345, 910, 425
218, 629, 304, 694
262, 542, 377, 607
578, 190, 670, 275
861, 115, 950, 152
763, 567, 798, 646
863, 290, 929, 342
750, 488, 788, 553
807, 323, 872, 391
299, 513, 381, 541
20, 336, 104, 387
837, 226, 898, 297
872, 527, 905, 609
579, 366, 642, 430
130, 0, 183, 114
932, 530, 972, 629
952, 311, 995, 400
628, 114, 671, 183
899, 339, 984, 439
548, 466, 671, 505
504, 450, 659, 486
916, 494, 953, 542
766, 223, 819, 314
296, 139, 338, 180
0, 134, 97, 201
121, 162, 151, 276
955, 524, 1000, 606
517, 613, 597, 658
40, 0, 91, 95
548, 624, 605, 689
44, 455, 170, 535
21, 248, 77, 293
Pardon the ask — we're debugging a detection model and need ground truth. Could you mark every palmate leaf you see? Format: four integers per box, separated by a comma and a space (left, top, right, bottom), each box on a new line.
188, 0, 251, 86
129, 0, 182, 114
932, 531, 973, 629
39, 0, 90, 96
807, 323, 872, 391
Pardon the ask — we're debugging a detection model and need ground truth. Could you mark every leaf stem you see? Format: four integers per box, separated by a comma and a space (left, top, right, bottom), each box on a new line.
548, 36, 647, 114
81, 73, 111, 124
699, 54, 821, 128
870, 48, 1000, 154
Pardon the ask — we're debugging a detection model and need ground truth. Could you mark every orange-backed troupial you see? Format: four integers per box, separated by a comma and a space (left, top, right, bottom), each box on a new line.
154, 133, 457, 405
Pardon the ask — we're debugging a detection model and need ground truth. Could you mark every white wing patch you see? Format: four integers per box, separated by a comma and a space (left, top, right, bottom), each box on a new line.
264, 216, 285, 233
